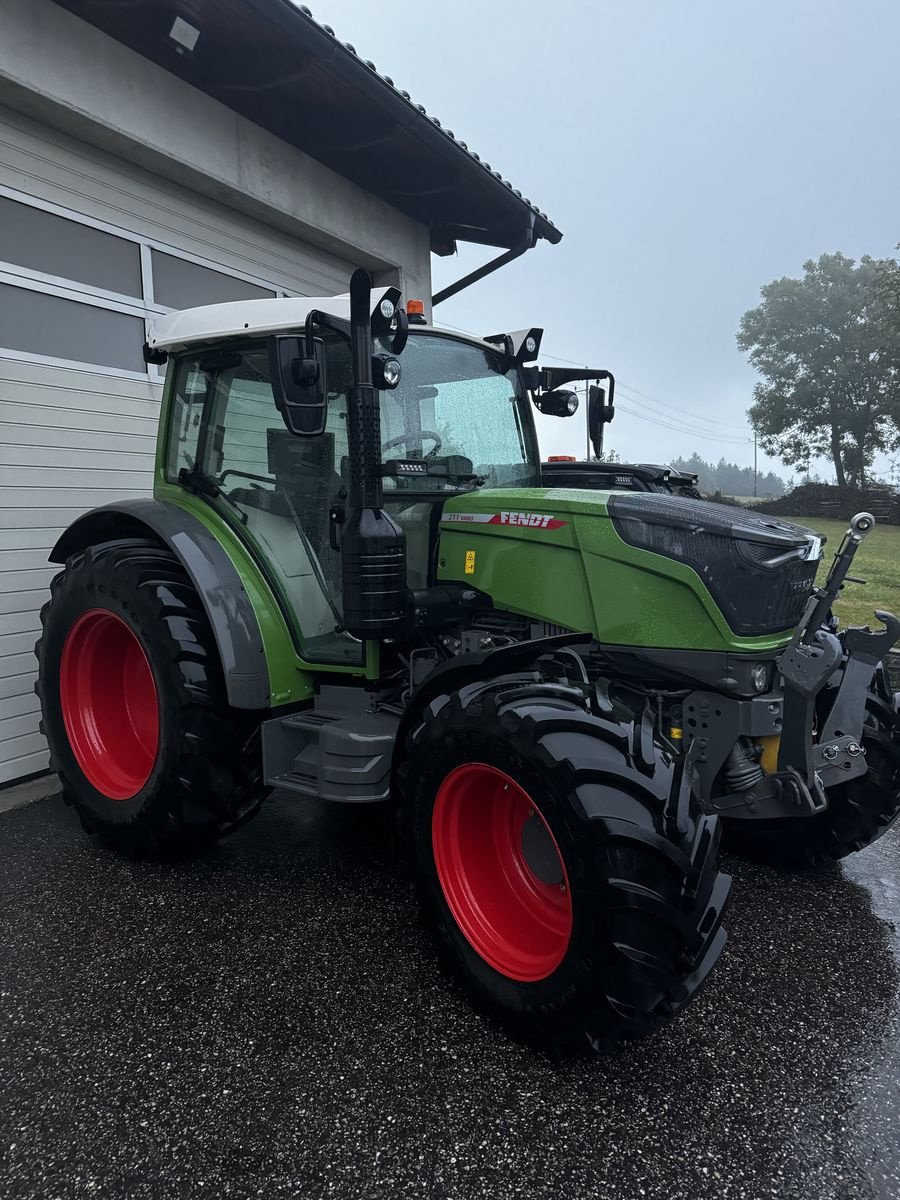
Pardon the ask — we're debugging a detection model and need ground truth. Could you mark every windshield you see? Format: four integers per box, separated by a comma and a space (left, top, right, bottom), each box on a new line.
376, 333, 541, 491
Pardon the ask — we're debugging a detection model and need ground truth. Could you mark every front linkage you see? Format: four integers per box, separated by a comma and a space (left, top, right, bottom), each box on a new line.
686, 513, 900, 824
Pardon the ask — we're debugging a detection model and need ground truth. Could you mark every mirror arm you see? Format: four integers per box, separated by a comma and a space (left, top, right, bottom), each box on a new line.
304, 309, 351, 349
537, 366, 613, 390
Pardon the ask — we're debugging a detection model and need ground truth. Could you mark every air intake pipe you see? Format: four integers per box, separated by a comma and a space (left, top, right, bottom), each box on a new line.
339, 269, 411, 639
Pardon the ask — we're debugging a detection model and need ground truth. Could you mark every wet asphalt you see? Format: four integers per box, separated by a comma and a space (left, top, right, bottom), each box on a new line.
1, 793, 899, 1200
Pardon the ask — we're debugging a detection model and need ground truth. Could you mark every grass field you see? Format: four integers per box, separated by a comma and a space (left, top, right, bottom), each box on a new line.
783, 515, 900, 627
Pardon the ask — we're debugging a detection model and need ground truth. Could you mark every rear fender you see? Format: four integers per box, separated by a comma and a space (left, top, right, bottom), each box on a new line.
50, 499, 269, 709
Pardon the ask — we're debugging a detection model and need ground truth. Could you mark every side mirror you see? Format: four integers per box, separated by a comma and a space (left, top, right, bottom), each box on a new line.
268, 334, 328, 437
588, 384, 615, 457
535, 389, 579, 417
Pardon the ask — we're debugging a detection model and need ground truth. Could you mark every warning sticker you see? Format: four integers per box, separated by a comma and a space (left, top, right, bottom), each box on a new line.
464, 550, 476, 575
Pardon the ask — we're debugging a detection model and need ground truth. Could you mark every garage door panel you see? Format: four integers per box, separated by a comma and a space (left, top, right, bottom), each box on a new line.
0, 488, 146, 510
0, 670, 39, 701
2, 692, 40, 720
0, 422, 156, 454
0, 351, 161, 395
2, 464, 152, 488
0, 629, 42, 656
0, 508, 89, 532
0, 748, 49, 785
0, 652, 41, 681
0, 566, 57, 593
0, 399, 158, 437
0, 588, 53, 616
0, 446, 155, 473
0, 530, 58, 553
0, 609, 42, 636
0, 709, 41, 743
3, 549, 62, 572
0, 730, 46, 764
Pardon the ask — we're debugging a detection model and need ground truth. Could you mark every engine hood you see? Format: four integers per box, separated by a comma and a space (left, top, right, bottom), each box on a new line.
437, 488, 823, 650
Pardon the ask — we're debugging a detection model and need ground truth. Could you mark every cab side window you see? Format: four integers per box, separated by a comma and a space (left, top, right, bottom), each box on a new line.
164, 343, 362, 666
165, 359, 210, 482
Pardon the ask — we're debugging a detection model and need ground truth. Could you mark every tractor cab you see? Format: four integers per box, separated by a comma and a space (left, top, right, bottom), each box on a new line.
147, 277, 595, 664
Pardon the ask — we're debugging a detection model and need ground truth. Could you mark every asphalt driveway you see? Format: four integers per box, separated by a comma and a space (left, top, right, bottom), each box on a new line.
1, 791, 899, 1200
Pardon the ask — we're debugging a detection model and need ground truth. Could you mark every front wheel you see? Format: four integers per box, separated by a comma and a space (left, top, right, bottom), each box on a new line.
725, 692, 900, 869
400, 678, 730, 1054
35, 539, 267, 854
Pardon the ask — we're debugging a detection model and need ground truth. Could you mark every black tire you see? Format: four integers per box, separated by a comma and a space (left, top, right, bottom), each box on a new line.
35, 538, 267, 854
725, 691, 900, 869
398, 675, 731, 1054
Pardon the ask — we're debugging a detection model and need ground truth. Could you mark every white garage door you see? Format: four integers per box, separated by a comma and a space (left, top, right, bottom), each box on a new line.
0, 106, 355, 784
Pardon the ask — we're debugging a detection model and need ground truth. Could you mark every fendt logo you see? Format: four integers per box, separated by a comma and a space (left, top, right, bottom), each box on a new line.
442, 512, 567, 531
497, 512, 564, 529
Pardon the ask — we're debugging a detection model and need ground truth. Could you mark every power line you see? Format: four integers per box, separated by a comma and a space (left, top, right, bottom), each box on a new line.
433, 317, 751, 437
534, 349, 748, 431
614, 383, 748, 434
614, 400, 750, 445
614, 397, 750, 443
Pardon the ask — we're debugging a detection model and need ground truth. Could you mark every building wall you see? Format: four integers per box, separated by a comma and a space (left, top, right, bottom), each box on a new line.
0, 0, 433, 784
0, 0, 433, 304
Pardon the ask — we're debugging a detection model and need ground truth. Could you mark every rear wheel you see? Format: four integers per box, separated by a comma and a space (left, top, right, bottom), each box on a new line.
400, 677, 731, 1053
36, 539, 267, 854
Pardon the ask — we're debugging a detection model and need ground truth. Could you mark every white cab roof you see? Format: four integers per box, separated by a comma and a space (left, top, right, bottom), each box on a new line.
147, 290, 401, 352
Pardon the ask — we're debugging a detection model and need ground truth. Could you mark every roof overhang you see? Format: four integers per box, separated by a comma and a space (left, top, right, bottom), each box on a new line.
50, 0, 561, 256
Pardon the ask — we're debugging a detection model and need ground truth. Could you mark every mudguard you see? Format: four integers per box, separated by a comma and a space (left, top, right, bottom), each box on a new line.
50, 499, 269, 710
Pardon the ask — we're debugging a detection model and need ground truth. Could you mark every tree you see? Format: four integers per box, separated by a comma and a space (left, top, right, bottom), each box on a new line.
670, 454, 785, 498
736, 252, 900, 488
871, 253, 900, 375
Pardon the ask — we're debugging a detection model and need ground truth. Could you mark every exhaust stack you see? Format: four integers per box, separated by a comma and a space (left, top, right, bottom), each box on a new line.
339, 269, 411, 639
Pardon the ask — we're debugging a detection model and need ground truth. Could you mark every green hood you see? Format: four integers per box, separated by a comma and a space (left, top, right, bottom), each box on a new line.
437, 488, 802, 653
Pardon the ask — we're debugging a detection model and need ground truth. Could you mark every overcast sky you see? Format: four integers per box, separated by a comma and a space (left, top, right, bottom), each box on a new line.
309, 0, 900, 477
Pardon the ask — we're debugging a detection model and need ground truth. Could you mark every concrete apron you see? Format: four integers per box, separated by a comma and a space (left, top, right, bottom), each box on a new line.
0, 774, 60, 815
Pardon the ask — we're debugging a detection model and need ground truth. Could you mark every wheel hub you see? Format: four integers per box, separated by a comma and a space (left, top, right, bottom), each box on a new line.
431, 763, 572, 982
59, 609, 159, 800
520, 813, 565, 885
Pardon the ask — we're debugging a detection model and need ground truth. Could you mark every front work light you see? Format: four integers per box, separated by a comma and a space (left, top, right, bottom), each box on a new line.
375, 355, 402, 389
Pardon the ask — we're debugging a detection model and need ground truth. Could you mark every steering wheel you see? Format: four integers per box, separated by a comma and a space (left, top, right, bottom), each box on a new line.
381, 430, 443, 457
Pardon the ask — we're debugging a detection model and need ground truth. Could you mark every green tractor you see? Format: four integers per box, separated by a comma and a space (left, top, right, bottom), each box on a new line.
36, 270, 900, 1053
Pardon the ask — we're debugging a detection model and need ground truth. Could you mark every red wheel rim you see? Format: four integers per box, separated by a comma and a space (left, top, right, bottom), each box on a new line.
432, 763, 573, 982
59, 609, 159, 800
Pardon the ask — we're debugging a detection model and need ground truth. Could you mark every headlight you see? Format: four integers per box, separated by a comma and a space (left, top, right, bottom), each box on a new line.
751, 663, 769, 692
379, 298, 395, 320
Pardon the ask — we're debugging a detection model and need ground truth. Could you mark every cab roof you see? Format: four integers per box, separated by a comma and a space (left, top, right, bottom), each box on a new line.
145, 293, 499, 356
147, 292, 388, 352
